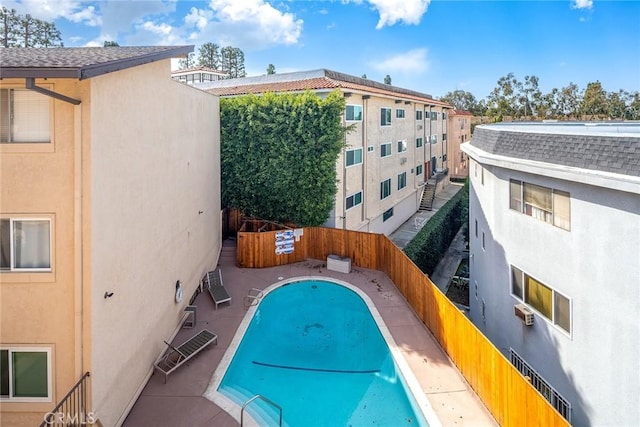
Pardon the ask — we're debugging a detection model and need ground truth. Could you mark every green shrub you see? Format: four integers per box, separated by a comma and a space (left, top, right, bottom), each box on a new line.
404, 182, 469, 276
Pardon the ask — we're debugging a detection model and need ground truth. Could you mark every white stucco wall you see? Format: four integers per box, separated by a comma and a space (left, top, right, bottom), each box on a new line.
87, 60, 221, 426
467, 159, 640, 427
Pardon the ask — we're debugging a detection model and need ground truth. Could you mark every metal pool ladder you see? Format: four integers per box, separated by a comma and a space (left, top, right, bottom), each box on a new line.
240, 394, 283, 426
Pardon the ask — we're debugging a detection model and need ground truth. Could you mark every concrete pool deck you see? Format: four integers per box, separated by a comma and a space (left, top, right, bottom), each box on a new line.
123, 240, 496, 427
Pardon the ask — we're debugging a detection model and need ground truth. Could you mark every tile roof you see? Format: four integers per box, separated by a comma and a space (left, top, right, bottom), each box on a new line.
452, 109, 474, 116
200, 69, 452, 107
0, 46, 193, 80
471, 123, 640, 177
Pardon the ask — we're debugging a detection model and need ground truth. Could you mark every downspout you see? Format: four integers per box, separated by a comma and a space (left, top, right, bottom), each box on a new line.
26, 77, 81, 105
362, 95, 369, 226
428, 105, 433, 177
73, 104, 85, 381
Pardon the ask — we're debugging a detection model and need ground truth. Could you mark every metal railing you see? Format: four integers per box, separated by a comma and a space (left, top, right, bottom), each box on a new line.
240, 394, 282, 426
40, 372, 91, 427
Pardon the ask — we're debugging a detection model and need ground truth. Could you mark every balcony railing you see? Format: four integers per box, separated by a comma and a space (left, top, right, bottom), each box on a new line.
40, 372, 92, 427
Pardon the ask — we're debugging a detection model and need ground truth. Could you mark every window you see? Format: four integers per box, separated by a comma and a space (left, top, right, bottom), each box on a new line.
1, 348, 51, 401
416, 164, 423, 176
383, 207, 394, 222
1, 89, 51, 143
416, 137, 423, 148
345, 105, 363, 121
1, 218, 51, 271
416, 110, 423, 121
367, 145, 374, 153
345, 191, 362, 210
345, 148, 363, 166
380, 178, 391, 199
430, 111, 438, 120
442, 133, 447, 141
442, 112, 447, 120
509, 180, 571, 230
397, 172, 407, 190
482, 231, 485, 250
430, 134, 437, 144
380, 143, 392, 158
397, 140, 407, 153
380, 108, 392, 126
510, 349, 572, 422
474, 219, 478, 237
511, 266, 571, 333
395, 109, 405, 119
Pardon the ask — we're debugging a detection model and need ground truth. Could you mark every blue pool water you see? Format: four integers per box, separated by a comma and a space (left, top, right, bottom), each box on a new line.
218, 279, 429, 426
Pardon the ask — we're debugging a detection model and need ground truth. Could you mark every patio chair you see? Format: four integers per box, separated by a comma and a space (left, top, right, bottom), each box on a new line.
203, 268, 231, 309
244, 288, 264, 308
154, 329, 217, 383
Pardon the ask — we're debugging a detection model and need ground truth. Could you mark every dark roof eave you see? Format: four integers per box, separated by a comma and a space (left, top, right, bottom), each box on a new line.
0, 45, 193, 80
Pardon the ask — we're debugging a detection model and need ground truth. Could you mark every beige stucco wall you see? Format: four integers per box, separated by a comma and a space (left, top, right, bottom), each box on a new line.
332, 94, 451, 234
0, 78, 91, 426
87, 60, 221, 426
448, 113, 471, 179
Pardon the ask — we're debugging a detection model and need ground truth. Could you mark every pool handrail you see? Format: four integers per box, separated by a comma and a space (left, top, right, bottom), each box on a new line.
241, 394, 282, 426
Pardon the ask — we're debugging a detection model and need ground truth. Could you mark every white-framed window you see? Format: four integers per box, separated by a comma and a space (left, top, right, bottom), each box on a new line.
509, 180, 571, 230
380, 143, 392, 158
397, 172, 407, 190
416, 164, 423, 176
383, 207, 394, 222
416, 110, 423, 120
367, 145, 374, 153
345, 191, 362, 210
430, 111, 438, 120
345, 148, 363, 167
346, 105, 363, 121
442, 112, 447, 120
397, 140, 407, 153
395, 108, 405, 119
416, 137, 423, 148
380, 108, 392, 126
380, 178, 391, 199
430, 134, 437, 144
0, 347, 52, 401
1, 218, 52, 271
442, 133, 447, 141
511, 266, 571, 334
481, 231, 485, 250
1, 88, 51, 143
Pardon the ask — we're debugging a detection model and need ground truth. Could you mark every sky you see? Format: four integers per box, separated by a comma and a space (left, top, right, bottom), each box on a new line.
2, 0, 639, 100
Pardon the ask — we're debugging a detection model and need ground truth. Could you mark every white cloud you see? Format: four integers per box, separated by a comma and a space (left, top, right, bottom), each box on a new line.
4, 0, 101, 26
367, 0, 430, 29
200, 0, 303, 49
371, 48, 429, 74
571, 0, 593, 10
185, 7, 213, 31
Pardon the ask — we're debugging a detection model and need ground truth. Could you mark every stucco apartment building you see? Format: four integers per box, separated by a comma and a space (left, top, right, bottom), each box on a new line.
447, 109, 473, 180
461, 123, 640, 426
196, 69, 452, 235
171, 66, 228, 85
0, 47, 221, 426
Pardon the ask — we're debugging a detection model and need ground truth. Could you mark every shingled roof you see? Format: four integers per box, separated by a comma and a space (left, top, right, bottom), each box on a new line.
470, 123, 640, 177
200, 69, 452, 107
0, 46, 193, 80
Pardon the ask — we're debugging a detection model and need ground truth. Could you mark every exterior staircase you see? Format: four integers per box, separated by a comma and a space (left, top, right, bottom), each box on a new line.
219, 239, 237, 266
419, 183, 437, 211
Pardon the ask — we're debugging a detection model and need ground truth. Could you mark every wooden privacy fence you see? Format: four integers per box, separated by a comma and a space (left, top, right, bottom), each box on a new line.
237, 226, 570, 427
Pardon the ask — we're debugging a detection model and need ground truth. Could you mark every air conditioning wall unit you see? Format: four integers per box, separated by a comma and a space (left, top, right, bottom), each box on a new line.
514, 303, 534, 326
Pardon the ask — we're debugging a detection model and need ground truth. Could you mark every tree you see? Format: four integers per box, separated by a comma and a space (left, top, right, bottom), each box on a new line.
221, 46, 246, 78
0, 7, 62, 47
198, 42, 221, 69
607, 90, 627, 119
384, 74, 391, 85
439, 90, 479, 113
557, 83, 581, 119
521, 75, 542, 119
581, 81, 608, 119
220, 91, 348, 226
178, 52, 196, 69
266, 64, 276, 75
361, 74, 367, 79
627, 91, 640, 120
103, 40, 119, 47
0, 7, 20, 47
486, 73, 521, 120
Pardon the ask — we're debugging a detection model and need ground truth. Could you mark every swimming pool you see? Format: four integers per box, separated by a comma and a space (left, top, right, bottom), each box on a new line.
206, 277, 435, 426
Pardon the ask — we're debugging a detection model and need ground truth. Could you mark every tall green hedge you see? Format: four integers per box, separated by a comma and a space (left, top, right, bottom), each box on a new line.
404, 181, 469, 276
220, 91, 347, 226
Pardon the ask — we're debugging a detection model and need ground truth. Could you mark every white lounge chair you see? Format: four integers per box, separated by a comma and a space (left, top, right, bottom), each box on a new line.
203, 268, 231, 309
